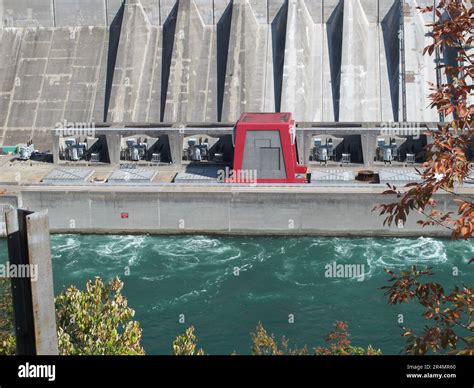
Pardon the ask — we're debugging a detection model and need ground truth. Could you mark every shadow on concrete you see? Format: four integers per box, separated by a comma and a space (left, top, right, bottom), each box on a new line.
151, 134, 172, 163
327, 0, 344, 122
399, 135, 428, 163
382, 1, 401, 122
217, 1, 233, 122
94, 135, 111, 163
160, 1, 179, 122
104, 1, 125, 123
335, 135, 363, 164
271, 0, 288, 113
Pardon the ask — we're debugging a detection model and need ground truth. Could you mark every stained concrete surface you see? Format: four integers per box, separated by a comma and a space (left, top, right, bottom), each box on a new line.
0, 0, 459, 150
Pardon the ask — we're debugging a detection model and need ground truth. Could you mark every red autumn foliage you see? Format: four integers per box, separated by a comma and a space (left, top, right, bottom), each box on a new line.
375, 0, 473, 239
380, 0, 474, 355
378, 1, 474, 355
383, 266, 474, 355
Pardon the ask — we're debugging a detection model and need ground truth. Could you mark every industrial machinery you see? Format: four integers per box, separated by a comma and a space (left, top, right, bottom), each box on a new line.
64, 138, 88, 162
123, 138, 148, 162
151, 153, 162, 164
406, 153, 415, 164
376, 138, 399, 164
90, 153, 100, 163
230, 112, 308, 183
59, 135, 103, 163
312, 138, 335, 164
185, 138, 209, 162
119, 135, 166, 163
341, 153, 351, 165
17, 141, 36, 160
182, 135, 227, 163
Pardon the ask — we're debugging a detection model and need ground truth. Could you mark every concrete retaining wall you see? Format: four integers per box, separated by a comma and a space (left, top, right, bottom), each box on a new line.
9, 188, 458, 236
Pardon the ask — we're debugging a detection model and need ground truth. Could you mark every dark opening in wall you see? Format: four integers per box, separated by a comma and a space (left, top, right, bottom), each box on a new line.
334, 134, 363, 164
398, 135, 428, 163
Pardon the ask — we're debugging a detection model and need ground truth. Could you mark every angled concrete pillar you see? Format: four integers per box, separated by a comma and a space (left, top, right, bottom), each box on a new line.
361, 132, 377, 166
51, 130, 59, 164
281, 0, 342, 122
105, 131, 121, 164
221, 0, 285, 122
403, 0, 438, 122
107, 0, 153, 123
163, 0, 223, 123
168, 130, 183, 166
295, 129, 305, 165
340, 0, 384, 122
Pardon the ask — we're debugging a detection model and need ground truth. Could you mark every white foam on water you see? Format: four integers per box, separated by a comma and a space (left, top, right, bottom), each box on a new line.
334, 242, 353, 258
364, 237, 449, 279
52, 235, 81, 256
94, 235, 147, 266
140, 275, 170, 282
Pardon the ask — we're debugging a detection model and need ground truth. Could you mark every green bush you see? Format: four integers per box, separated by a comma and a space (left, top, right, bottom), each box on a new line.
56, 277, 144, 355
0, 277, 144, 355
0, 278, 15, 355
172, 326, 204, 355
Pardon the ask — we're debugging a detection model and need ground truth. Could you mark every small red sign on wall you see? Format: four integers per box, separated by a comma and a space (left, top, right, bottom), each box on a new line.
121, 212, 129, 219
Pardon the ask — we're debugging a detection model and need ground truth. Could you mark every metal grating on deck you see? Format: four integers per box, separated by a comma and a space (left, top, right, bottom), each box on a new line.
379, 168, 422, 183
310, 169, 355, 182
42, 169, 94, 184
108, 169, 157, 183
174, 165, 222, 183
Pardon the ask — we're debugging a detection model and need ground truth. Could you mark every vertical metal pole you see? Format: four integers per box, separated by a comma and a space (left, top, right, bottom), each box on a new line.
6, 209, 36, 355
159, 0, 162, 25
433, 0, 444, 122
399, 0, 407, 122
104, 0, 108, 26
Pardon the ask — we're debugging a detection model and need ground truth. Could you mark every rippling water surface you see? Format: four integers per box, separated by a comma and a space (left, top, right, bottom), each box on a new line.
1, 235, 472, 354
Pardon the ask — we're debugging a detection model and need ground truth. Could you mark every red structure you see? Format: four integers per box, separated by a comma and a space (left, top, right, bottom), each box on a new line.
230, 112, 308, 184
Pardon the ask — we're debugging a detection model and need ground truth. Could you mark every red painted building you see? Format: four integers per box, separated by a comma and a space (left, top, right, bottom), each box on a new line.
230, 112, 308, 184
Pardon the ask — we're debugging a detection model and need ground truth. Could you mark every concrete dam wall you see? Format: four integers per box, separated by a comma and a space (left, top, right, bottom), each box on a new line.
0, 0, 444, 150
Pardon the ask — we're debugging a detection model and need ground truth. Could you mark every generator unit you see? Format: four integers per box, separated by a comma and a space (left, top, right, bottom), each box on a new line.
312, 138, 334, 164
185, 138, 210, 162
230, 112, 308, 183
17, 141, 36, 160
376, 138, 399, 164
124, 138, 147, 162
64, 138, 87, 161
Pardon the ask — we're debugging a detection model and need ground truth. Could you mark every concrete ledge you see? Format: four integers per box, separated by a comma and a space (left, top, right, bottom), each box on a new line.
44, 228, 455, 238
5, 188, 466, 237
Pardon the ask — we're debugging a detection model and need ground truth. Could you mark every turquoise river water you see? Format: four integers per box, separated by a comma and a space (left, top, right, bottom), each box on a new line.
0, 235, 472, 354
